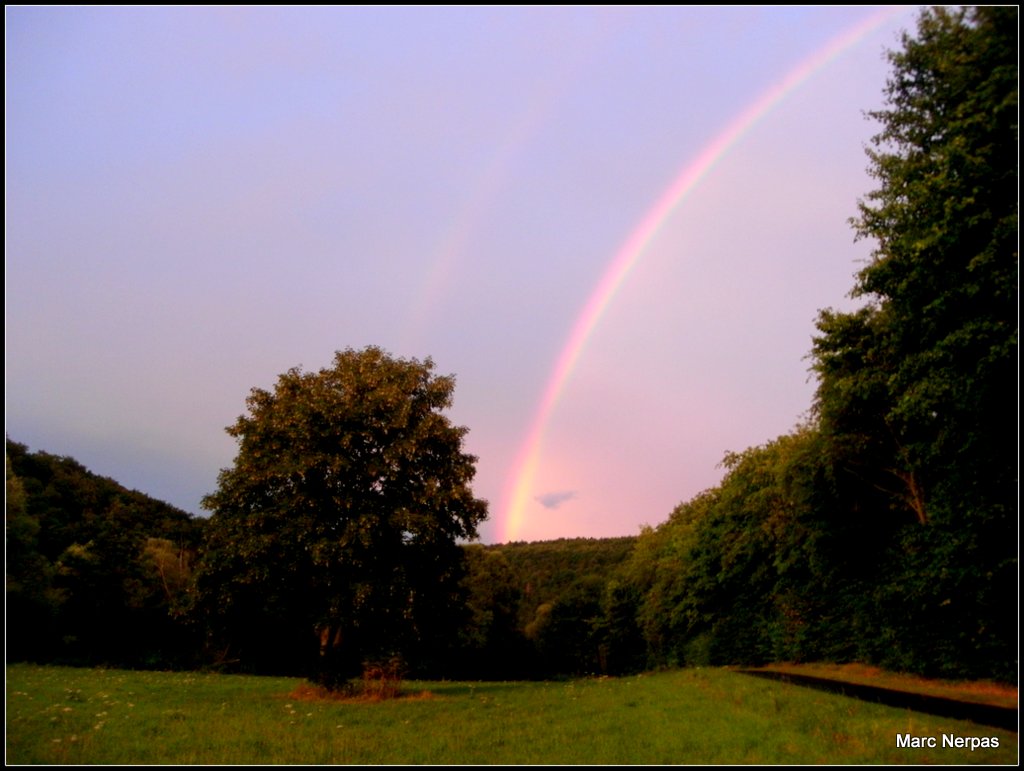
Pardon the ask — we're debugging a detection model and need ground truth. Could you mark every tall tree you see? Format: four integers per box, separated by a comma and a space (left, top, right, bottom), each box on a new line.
811, 6, 1017, 678
819, 5, 1016, 525
194, 346, 488, 685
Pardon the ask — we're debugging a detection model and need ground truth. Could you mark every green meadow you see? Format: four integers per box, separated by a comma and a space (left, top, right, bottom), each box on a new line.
6, 663, 1017, 765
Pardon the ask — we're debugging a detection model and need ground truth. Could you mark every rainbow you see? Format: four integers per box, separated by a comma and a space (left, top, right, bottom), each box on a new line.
402, 21, 618, 349
498, 8, 905, 543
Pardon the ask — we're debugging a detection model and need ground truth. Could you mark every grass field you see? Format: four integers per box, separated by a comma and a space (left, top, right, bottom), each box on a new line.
6, 663, 1018, 765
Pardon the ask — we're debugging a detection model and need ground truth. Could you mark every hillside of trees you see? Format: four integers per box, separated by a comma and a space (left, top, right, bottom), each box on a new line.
5, 7, 1016, 685
6, 439, 206, 668
6, 438, 639, 679
458, 537, 639, 679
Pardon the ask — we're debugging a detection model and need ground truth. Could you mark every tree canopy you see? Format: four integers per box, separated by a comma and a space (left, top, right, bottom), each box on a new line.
813, 5, 1017, 531
194, 346, 488, 684
811, 6, 1017, 676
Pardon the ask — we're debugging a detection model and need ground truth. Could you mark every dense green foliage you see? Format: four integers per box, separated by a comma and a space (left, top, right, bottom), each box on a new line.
193, 346, 488, 685
5, 439, 204, 668
811, 4, 1017, 677
9, 664, 1017, 765
459, 537, 639, 677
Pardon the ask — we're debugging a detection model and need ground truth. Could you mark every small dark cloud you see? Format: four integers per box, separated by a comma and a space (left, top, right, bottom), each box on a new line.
535, 490, 577, 510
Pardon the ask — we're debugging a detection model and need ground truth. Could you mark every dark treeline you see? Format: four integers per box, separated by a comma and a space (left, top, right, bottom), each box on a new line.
4, 421, 1014, 683
5, 454, 640, 679
458, 537, 639, 679
5, 7, 1016, 685
6, 439, 206, 669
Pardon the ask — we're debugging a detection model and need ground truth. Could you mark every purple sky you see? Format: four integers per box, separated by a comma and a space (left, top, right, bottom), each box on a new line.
6, 6, 920, 544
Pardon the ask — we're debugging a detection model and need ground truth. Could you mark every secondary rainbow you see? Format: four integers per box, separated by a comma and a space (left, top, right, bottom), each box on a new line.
498, 8, 905, 543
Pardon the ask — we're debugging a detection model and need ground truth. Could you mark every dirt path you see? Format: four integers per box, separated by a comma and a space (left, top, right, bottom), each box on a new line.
737, 668, 1018, 732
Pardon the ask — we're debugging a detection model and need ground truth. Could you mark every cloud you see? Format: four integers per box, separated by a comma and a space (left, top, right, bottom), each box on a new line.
535, 490, 577, 510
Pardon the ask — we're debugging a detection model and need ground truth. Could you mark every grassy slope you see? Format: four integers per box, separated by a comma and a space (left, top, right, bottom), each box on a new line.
6, 663, 1017, 765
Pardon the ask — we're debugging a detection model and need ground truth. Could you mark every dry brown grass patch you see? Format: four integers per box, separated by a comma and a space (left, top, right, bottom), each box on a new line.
285, 682, 436, 704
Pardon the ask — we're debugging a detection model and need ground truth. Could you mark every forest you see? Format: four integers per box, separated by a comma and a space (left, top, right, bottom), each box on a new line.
5, 7, 1017, 686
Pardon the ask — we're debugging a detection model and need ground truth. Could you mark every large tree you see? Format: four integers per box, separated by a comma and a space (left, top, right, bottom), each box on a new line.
811, 6, 1017, 678
195, 346, 488, 685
